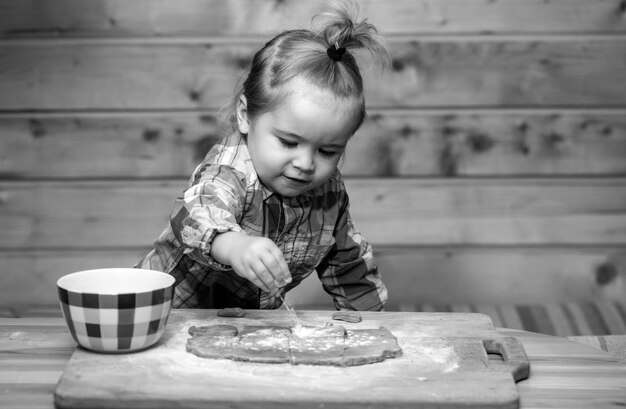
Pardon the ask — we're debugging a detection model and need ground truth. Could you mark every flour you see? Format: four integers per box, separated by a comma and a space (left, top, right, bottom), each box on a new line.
401, 338, 460, 373
290, 325, 317, 339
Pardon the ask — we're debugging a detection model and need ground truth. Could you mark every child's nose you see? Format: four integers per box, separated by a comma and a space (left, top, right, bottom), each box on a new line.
292, 150, 315, 173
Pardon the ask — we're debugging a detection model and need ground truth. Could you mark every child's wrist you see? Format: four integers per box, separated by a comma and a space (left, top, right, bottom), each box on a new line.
210, 231, 245, 265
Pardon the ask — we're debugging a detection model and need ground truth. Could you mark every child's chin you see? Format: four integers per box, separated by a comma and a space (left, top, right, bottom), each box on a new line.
276, 188, 306, 197
274, 184, 312, 198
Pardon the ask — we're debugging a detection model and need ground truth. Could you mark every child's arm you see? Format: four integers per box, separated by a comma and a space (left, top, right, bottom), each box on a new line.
316, 196, 388, 311
169, 163, 246, 269
170, 163, 290, 295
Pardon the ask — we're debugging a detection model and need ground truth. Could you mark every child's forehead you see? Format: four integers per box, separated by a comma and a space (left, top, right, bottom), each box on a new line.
271, 78, 362, 119
275, 77, 361, 107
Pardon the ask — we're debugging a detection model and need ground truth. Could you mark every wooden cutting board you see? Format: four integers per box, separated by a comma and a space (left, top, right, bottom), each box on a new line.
54, 310, 530, 409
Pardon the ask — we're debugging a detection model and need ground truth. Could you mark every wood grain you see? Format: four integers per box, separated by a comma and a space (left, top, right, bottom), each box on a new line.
2, 0, 626, 38
1, 179, 625, 248
498, 327, 626, 408
0, 323, 74, 409
1, 39, 625, 110
2, 110, 626, 178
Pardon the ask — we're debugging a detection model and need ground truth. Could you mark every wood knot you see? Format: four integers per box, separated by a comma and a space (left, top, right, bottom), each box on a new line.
400, 125, 415, 139
391, 59, 405, 72
143, 128, 161, 142
29, 119, 46, 138
199, 115, 217, 124
595, 262, 618, 286
189, 90, 202, 102
466, 133, 494, 153
544, 133, 565, 148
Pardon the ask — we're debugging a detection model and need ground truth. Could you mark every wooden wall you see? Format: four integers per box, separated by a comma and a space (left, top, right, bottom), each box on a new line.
1, 0, 625, 311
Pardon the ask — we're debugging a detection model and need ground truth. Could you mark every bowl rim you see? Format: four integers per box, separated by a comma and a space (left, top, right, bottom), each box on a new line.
57, 267, 175, 294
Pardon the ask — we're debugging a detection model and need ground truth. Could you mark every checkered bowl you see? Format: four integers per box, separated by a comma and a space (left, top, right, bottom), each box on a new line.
57, 268, 175, 353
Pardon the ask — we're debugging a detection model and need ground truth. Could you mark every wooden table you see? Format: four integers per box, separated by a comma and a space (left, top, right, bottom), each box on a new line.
2, 313, 625, 409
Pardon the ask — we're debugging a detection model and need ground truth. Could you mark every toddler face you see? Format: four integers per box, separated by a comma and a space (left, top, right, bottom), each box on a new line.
242, 79, 360, 197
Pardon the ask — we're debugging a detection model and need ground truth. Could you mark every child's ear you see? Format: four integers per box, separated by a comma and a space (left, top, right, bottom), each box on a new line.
236, 95, 250, 134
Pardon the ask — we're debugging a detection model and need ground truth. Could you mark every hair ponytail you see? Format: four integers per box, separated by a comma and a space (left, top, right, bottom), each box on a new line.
219, 0, 390, 135
313, 0, 390, 68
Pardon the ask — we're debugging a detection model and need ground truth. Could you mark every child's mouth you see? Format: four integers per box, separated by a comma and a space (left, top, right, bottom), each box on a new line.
283, 175, 310, 185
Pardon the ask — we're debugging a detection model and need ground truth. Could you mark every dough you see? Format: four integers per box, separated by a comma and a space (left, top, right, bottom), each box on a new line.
289, 325, 347, 366
332, 311, 362, 323
236, 326, 291, 363
217, 307, 246, 318
187, 325, 239, 360
343, 327, 402, 365
186, 324, 402, 367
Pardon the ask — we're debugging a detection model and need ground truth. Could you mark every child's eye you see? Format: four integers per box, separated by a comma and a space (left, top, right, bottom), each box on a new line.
319, 149, 339, 159
278, 138, 298, 149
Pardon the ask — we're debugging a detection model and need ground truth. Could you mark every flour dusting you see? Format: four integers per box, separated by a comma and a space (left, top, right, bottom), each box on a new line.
401, 338, 460, 373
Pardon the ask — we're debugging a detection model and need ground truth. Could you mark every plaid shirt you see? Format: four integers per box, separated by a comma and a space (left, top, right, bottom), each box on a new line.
136, 132, 387, 311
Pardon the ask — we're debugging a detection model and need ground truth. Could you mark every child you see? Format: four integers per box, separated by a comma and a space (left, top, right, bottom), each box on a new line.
136, 0, 390, 311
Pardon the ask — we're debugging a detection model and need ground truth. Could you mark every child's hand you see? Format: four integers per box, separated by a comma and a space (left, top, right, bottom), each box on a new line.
211, 232, 292, 294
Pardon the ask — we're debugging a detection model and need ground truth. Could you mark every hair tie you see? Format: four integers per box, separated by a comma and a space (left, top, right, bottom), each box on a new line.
327, 42, 346, 61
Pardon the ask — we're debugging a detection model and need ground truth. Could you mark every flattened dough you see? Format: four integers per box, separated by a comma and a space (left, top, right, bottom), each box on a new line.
187, 325, 239, 360
343, 327, 403, 365
236, 326, 291, 363
290, 325, 346, 366
186, 324, 402, 367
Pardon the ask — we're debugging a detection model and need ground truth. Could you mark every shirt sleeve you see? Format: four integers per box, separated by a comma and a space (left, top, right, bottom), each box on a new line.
169, 162, 247, 270
316, 192, 388, 311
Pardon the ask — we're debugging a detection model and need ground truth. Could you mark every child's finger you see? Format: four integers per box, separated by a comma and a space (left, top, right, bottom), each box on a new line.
246, 270, 270, 293
271, 248, 291, 284
239, 268, 268, 292
249, 259, 277, 293
260, 251, 291, 287
278, 256, 291, 282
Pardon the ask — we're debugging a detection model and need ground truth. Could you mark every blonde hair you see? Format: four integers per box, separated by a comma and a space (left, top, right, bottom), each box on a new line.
219, 0, 390, 135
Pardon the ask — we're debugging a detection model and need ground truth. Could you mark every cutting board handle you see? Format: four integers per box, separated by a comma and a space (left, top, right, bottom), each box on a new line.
482, 337, 530, 382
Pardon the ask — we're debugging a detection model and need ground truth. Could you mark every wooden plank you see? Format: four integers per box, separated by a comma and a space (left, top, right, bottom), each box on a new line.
3, 246, 623, 308
374, 39, 626, 108
0, 180, 183, 249
0, 113, 222, 179
376, 247, 626, 307
287, 246, 626, 308
0, 249, 147, 309
349, 178, 626, 246
1, 178, 625, 248
1, 39, 626, 110
354, 110, 626, 177
3, 110, 626, 178
2, 0, 626, 38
